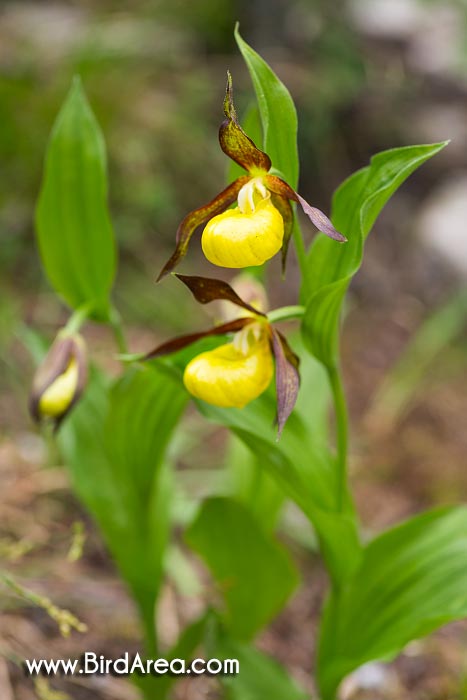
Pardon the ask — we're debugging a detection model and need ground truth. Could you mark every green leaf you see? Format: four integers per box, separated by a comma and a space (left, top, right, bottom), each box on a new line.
235, 26, 298, 188
317, 506, 467, 700
226, 435, 285, 534
36, 77, 116, 321
197, 345, 361, 586
186, 497, 299, 641
58, 365, 187, 653
218, 635, 308, 700
301, 142, 448, 368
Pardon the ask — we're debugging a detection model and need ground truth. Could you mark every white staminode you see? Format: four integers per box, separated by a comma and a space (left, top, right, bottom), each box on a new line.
232, 322, 264, 356
237, 177, 269, 214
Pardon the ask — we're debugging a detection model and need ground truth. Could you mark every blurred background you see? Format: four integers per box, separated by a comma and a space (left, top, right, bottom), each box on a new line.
1, 0, 467, 698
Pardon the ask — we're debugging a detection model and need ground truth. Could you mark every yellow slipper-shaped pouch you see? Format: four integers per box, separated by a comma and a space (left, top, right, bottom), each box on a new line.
183, 337, 273, 408
38, 358, 79, 418
201, 199, 284, 268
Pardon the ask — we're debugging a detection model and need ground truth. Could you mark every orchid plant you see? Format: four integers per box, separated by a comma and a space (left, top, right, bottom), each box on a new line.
28, 26, 467, 700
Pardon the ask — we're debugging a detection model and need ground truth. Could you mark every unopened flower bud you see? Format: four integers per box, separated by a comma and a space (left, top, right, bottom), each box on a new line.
29, 333, 88, 425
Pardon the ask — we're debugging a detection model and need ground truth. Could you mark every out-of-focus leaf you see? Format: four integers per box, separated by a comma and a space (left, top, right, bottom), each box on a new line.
317, 506, 467, 700
36, 77, 116, 321
197, 377, 361, 585
235, 26, 298, 189
58, 365, 187, 652
227, 436, 284, 534
186, 497, 299, 641
301, 142, 448, 368
368, 289, 467, 431
218, 634, 308, 700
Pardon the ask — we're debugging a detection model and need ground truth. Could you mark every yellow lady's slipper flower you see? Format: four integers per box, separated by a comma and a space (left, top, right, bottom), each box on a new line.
144, 274, 300, 436
158, 74, 345, 281
183, 327, 273, 408
202, 198, 284, 268
29, 333, 88, 426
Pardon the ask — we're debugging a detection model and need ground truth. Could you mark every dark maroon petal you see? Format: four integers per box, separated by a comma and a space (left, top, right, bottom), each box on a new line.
270, 329, 300, 437
219, 72, 271, 174
270, 194, 294, 275
157, 176, 250, 281
265, 175, 347, 243
144, 318, 254, 360
175, 274, 266, 317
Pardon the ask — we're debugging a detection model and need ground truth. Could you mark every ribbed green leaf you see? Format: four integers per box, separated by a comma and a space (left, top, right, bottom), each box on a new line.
226, 435, 285, 534
235, 26, 298, 188
58, 365, 187, 652
186, 497, 299, 641
317, 506, 467, 700
36, 77, 116, 320
301, 142, 448, 367
197, 347, 361, 585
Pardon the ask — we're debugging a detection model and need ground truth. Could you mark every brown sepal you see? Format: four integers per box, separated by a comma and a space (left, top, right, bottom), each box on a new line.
219, 72, 271, 175
265, 175, 347, 243
270, 329, 300, 437
175, 274, 266, 317
157, 176, 250, 281
144, 318, 254, 360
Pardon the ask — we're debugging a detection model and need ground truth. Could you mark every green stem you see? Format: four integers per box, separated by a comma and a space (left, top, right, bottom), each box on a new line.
328, 365, 349, 513
267, 305, 305, 323
62, 303, 94, 335
109, 307, 128, 355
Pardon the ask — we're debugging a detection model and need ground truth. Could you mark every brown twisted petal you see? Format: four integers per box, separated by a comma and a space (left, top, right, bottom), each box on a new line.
175, 274, 266, 317
270, 194, 294, 275
270, 329, 300, 437
219, 72, 271, 174
144, 318, 254, 360
29, 334, 88, 426
264, 175, 347, 243
157, 176, 250, 281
